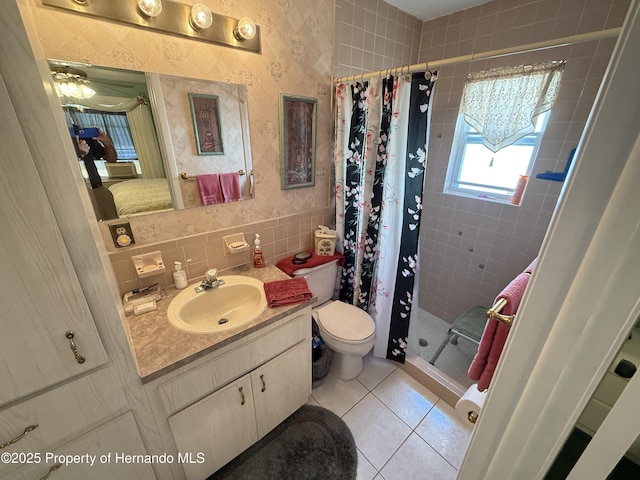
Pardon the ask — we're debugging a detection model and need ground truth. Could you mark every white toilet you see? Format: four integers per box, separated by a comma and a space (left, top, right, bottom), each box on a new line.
291, 259, 375, 380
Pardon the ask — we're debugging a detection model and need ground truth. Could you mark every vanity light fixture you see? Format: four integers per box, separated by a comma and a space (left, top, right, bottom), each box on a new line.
136, 0, 163, 17
190, 3, 213, 30
234, 17, 256, 40
42, 0, 261, 53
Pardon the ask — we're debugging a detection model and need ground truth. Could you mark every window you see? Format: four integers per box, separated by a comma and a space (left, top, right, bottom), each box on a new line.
444, 61, 564, 203
445, 110, 549, 202
64, 109, 141, 178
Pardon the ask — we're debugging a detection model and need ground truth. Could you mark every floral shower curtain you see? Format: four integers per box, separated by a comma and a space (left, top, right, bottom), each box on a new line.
334, 71, 436, 362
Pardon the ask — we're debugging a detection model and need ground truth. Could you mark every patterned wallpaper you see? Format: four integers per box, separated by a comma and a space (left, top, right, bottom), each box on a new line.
23, 0, 334, 251
156, 75, 249, 207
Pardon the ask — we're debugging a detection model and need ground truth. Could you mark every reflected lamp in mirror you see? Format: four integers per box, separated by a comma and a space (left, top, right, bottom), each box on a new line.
51, 66, 96, 99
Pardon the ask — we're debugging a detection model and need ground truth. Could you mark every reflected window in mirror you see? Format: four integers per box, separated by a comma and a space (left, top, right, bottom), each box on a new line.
64, 109, 142, 180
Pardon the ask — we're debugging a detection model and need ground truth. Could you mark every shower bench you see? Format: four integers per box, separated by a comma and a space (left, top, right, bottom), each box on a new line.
428, 305, 488, 366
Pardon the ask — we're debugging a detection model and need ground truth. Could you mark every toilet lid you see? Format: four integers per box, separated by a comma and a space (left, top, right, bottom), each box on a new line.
316, 301, 375, 341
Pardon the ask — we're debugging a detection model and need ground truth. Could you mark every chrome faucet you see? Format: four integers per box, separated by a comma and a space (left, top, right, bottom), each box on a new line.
195, 268, 225, 293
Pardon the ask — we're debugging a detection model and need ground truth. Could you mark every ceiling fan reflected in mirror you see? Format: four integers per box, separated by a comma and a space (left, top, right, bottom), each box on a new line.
49, 62, 141, 102
51, 65, 97, 100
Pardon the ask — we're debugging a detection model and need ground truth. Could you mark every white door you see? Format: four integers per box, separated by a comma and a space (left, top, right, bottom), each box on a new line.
0, 72, 108, 406
168, 375, 258, 479
252, 341, 311, 437
458, 1, 640, 478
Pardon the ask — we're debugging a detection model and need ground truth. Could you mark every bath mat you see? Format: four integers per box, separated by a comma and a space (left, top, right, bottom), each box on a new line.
207, 405, 357, 480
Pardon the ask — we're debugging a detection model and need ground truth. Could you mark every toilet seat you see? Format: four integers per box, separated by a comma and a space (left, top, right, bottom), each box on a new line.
315, 301, 375, 344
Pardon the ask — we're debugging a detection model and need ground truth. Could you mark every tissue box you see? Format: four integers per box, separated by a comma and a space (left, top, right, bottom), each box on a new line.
314, 228, 337, 256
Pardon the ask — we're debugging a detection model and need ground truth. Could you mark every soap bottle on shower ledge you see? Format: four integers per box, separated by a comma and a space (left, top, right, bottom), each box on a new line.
253, 234, 265, 268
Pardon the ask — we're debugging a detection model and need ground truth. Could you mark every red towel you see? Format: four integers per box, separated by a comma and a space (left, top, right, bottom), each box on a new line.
276, 251, 345, 277
468, 272, 531, 391
196, 174, 223, 205
219, 172, 242, 202
263, 278, 313, 307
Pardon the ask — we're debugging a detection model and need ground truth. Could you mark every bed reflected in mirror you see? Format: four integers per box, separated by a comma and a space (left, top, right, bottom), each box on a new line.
49, 60, 254, 221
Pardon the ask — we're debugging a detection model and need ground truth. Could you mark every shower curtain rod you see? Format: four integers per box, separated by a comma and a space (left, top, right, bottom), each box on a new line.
333, 27, 621, 83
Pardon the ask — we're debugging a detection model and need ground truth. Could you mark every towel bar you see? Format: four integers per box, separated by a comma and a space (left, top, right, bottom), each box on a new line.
180, 170, 249, 179
486, 298, 515, 327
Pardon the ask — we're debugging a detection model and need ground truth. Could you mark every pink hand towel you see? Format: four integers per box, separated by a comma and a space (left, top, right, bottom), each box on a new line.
524, 257, 538, 274
263, 278, 313, 307
196, 174, 223, 205
468, 272, 531, 391
219, 172, 242, 202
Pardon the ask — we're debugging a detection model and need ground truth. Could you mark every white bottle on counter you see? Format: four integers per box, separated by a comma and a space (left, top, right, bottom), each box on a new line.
173, 261, 188, 289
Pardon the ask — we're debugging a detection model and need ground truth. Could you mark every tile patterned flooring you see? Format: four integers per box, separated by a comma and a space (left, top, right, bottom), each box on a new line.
307, 353, 473, 480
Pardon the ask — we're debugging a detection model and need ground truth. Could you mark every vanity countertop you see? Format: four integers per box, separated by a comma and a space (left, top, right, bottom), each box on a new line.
125, 262, 315, 383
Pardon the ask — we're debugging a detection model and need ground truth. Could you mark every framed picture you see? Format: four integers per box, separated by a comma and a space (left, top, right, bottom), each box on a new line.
188, 93, 224, 155
279, 94, 317, 189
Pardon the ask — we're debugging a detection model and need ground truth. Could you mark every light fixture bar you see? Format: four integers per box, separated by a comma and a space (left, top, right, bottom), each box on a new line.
42, 0, 261, 54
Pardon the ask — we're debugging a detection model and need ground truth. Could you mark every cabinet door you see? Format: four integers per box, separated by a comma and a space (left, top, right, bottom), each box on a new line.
168, 376, 258, 480
4, 412, 155, 480
252, 341, 311, 437
0, 74, 107, 406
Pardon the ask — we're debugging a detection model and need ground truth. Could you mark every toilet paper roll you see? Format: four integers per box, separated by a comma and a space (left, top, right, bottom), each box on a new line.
455, 384, 487, 425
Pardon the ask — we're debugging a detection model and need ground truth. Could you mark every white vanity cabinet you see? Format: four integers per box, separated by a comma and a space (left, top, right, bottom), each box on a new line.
163, 309, 312, 480
3, 412, 155, 480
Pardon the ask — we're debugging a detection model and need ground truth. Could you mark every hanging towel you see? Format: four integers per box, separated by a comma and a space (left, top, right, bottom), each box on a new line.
196, 174, 223, 205
219, 172, 242, 202
468, 271, 531, 391
524, 257, 538, 274
263, 277, 313, 307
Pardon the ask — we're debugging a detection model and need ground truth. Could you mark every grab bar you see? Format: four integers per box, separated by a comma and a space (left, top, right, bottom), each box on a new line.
180, 170, 248, 179
486, 298, 515, 328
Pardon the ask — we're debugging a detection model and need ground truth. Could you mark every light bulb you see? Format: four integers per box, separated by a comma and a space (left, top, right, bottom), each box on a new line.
66, 82, 82, 98
136, 0, 163, 18
79, 84, 96, 99
190, 3, 213, 30
234, 17, 256, 40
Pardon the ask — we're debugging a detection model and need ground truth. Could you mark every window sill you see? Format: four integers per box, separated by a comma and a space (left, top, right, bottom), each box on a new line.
444, 189, 519, 206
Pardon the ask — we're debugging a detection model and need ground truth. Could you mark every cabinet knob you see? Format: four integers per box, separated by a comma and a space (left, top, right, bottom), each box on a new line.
239, 386, 245, 405
260, 374, 266, 392
65, 330, 85, 364
0, 424, 39, 450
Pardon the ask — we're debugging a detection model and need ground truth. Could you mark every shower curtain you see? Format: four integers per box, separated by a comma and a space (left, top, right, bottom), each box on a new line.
334, 72, 436, 363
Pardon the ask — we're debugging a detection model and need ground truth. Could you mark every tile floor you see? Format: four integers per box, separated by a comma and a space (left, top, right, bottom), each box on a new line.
307, 353, 473, 480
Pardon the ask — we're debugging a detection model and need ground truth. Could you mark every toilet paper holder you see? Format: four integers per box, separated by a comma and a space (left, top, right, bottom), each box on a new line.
467, 411, 479, 424
456, 384, 487, 426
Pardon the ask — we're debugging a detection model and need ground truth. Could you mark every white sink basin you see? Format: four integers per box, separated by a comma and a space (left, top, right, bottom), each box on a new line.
167, 275, 267, 334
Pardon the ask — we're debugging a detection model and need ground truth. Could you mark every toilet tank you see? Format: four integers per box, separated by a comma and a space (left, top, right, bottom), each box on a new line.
291, 259, 339, 305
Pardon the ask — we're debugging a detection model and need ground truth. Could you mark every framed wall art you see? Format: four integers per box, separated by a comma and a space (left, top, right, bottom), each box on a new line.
279, 94, 317, 189
189, 93, 224, 155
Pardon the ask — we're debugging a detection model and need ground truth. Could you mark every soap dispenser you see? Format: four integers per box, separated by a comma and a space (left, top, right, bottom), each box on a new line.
173, 261, 188, 289
253, 234, 265, 268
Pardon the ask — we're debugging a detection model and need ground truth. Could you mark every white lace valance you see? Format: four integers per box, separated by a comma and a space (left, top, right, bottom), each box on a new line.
461, 61, 565, 152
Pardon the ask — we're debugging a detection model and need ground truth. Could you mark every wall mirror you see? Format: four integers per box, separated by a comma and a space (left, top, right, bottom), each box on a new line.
49, 60, 254, 221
